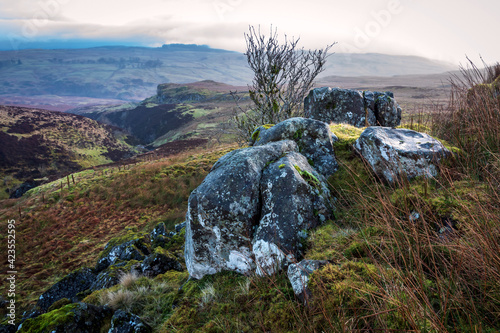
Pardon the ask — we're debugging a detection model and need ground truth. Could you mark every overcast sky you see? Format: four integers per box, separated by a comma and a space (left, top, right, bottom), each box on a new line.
0, 0, 498, 65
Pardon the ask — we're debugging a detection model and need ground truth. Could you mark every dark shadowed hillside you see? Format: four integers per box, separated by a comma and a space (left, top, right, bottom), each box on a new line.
0, 106, 140, 198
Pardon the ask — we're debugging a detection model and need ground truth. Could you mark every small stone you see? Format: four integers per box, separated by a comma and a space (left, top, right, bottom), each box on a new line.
287, 260, 329, 304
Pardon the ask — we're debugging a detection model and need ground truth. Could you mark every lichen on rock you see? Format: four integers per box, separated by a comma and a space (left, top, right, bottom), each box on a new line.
185, 118, 338, 280
304, 87, 402, 128
354, 126, 452, 184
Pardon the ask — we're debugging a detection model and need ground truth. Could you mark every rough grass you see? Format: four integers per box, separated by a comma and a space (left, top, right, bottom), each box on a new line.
0, 144, 235, 311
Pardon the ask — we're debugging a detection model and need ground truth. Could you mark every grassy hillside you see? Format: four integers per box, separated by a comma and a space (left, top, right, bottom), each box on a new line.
0, 45, 250, 101
0, 106, 139, 199
1, 92, 498, 331
0, 144, 237, 311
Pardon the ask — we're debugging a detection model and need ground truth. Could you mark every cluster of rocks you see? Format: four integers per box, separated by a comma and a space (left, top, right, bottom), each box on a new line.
185, 117, 338, 279
10, 221, 185, 333
185, 86, 452, 301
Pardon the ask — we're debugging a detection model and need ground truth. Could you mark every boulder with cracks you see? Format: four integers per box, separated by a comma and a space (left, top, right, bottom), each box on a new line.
185, 118, 337, 280
304, 87, 402, 128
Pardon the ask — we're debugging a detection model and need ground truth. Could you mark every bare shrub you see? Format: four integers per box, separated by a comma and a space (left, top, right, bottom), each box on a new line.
232, 25, 335, 141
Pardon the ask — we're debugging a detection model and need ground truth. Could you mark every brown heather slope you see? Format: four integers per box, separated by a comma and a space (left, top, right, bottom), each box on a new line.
0, 105, 139, 199
0, 143, 236, 311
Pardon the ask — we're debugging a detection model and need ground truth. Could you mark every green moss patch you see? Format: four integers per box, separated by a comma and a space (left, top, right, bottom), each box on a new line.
19, 303, 77, 333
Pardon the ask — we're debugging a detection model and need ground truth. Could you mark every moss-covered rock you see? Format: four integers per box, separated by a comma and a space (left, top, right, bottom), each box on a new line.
90, 260, 141, 292
141, 252, 183, 278
354, 127, 452, 184
18, 303, 112, 333
95, 232, 150, 272
109, 310, 152, 333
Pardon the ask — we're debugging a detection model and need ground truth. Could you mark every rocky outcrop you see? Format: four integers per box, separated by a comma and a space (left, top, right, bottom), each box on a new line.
287, 260, 329, 304
185, 117, 337, 279
95, 237, 150, 272
251, 117, 339, 177
304, 87, 401, 128
185, 140, 299, 279
354, 127, 452, 184
141, 252, 183, 277
254, 153, 333, 275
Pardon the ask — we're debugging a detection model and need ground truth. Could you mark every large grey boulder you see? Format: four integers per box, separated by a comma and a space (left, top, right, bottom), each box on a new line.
251, 117, 339, 178
185, 140, 299, 279
304, 87, 402, 128
373, 92, 401, 128
354, 127, 452, 184
254, 152, 334, 275
287, 260, 329, 304
185, 134, 337, 279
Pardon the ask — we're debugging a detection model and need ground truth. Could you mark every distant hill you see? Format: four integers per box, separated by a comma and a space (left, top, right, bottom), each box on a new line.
0, 44, 457, 104
0, 105, 140, 198
67, 80, 245, 147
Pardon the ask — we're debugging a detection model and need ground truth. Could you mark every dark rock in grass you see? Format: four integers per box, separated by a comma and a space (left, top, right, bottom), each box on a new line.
141, 252, 183, 278
109, 310, 152, 333
254, 152, 334, 275
9, 180, 41, 198
251, 117, 339, 178
95, 237, 150, 272
18, 303, 113, 333
175, 221, 186, 233
304, 87, 402, 128
150, 222, 168, 240
90, 260, 141, 292
354, 127, 451, 184
0, 323, 16, 333
287, 260, 329, 304
36, 267, 96, 312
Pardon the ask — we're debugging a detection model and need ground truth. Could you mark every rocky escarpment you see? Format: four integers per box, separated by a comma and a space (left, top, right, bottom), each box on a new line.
304, 87, 402, 128
185, 118, 336, 279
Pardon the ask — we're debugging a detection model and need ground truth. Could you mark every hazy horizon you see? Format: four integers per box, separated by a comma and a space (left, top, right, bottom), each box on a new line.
0, 0, 498, 66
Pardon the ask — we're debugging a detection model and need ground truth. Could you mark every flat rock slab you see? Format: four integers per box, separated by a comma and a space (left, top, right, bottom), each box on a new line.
354, 127, 451, 183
